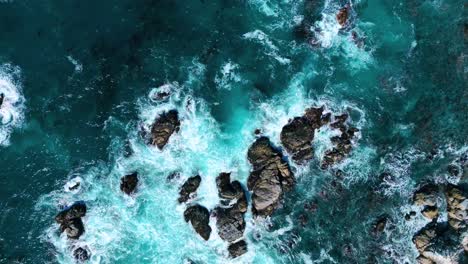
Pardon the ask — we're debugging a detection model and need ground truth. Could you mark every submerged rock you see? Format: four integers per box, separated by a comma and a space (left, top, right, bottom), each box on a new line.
247, 137, 294, 217
55, 201, 87, 239
73, 247, 89, 262
178, 175, 202, 203
150, 110, 180, 149
228, 240, 247, 258
120, 172, 138, 195
184, 204, 211, 240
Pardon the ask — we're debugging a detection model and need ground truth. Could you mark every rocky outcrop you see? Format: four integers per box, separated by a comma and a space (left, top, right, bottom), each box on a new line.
413, 184, 439, 207
73, 247, 90, 262
445, 185, 468, 230
280, 106, 358, 168
150, 110, 180, 149
372, 216, 387, 236
214, 173, 248, 257
55, 201, 87, 239
178, 175, 201, 203
411, 184, 468, 263
413, 222, 461, 264
216, 173, 247, 212
247, 137, 294, 217
321, 114, 358, 169
184, 204, 211, 240
0, 93, 4, 108
280, 107, 327, 163
336, 5, 350, 27
215, 207, 245, 243
228, 240, 247, 258
120, 172, 138, 195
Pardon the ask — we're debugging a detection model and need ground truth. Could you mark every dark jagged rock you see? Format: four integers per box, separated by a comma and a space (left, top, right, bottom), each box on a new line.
228, 240, 247, 258
247, 137, 294, 217
150, 110, 180, 149
321, 114, 358, 169
55, 201, 87, 239
0, 93, 4, 108
215, 207, 245, 243
120, 172, 138, 195
55, 202, 87, 224
445, 185, 467, 230
216, 173, 247, 212
59, 217, 84, 239
184, 204, 211, 240
336, 6, 350, 26
280, 107, 325, 163
178, 175, 201, 203
73, 247, 89, 262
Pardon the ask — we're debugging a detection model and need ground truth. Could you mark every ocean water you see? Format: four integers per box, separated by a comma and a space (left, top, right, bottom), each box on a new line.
0, 0, 466, 263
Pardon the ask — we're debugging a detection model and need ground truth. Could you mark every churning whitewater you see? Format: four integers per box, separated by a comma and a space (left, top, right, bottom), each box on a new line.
0, 0, 466, 263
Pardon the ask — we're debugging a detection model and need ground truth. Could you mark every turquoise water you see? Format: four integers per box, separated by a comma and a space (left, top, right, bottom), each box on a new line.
0, 0, 466, 263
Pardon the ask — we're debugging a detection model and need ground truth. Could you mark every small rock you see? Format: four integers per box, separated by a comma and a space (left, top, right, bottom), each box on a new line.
150, 110, 180, 149
336, 6, 350, 26
228, 240, 247, 258
184, 204, 211, 240
215, 207, 245, 243
178, 175, 201, 203
120, 172, 138, 195
73, 247, 89, 262
0, 93, 4, 108
372, 217, 387, 236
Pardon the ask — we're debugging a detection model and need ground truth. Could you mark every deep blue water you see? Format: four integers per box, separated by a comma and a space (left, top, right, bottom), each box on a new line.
0, 0, 466, 263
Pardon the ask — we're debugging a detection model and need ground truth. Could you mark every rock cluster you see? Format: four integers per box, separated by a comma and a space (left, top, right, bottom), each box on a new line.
55, 201, 87, 240
149, 110, 180, 149
247, 137, 295, 217
411, 184, 468, 263
120, 172, 138, 195
280, 107, 328, 163
178, 175, 201, 203
280, 106, 358, 168
214, 173, 248, 258
321, 114, 358, 169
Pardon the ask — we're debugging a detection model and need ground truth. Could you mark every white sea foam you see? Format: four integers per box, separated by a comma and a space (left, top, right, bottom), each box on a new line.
214, 61, 243, 90
242, 30, 291, 65
0, 64, 25, 146
66, 55, 83, 73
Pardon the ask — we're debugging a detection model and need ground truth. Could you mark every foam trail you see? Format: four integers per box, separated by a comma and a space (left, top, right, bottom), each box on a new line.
0, 64, 25, 146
